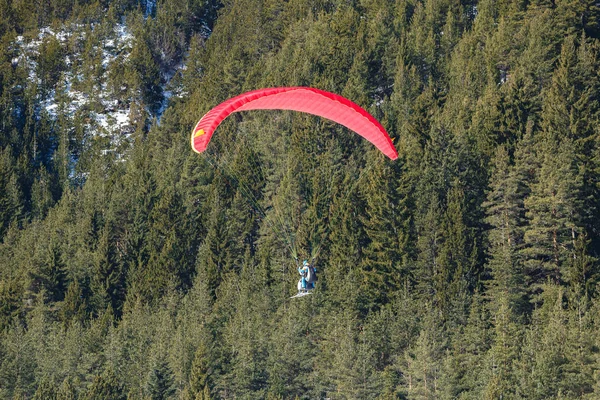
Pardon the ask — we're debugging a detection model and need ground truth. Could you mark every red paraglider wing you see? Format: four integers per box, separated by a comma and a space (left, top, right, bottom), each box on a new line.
191, 87, 398, 160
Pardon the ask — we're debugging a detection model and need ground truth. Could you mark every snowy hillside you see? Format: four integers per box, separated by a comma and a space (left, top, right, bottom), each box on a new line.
10, 20, 180, 160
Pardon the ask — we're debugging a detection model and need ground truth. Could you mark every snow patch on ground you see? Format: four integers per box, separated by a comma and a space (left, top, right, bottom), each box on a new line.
12, 22, 137, 148
11, 19, 185, 169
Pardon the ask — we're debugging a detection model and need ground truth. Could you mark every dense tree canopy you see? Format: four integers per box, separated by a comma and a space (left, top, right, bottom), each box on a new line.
1, 0, 600, 398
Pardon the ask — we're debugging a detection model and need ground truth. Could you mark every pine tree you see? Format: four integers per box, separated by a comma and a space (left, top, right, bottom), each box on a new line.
0, 277, 22, 330
358, 154, 409, 311
266, 296, 316, 398
0, 323, 37, 397
559, 293, 596, 397
189, 343, 211, 398
521, 135, 583, 291
27, 234, 67, 303
30, 166, 57, 220
36, 35, 64, 97
415, 196, 445, 310
513, 286, 569, 398
142, 186, 188, 301
482, 292, 522, 399
201, 384, 212, 400
483, 145, 528, 315
53, 75, 73, 191
469, 82, 505, 160
83, 368, 125, 400
33, 376, 58, 400
219, 270, 270, 398
196, 185, 228, 299
129, 28, 163, 114
92, 222, 125, 314
401, 308, 446, 399
324, 311, 381, 398
56, 377, 77, 400
59, 279, 88, 327
118, 148, 157, 303
439, 293, 491, 399
0, 147, 24, 238
146, 356, 176, 400
326, 160, 368, 308
566, 234, 599, 300
437, 182, 476, 326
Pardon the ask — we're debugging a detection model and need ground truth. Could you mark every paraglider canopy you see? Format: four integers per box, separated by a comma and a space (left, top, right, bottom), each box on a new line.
191, 87, 398, 160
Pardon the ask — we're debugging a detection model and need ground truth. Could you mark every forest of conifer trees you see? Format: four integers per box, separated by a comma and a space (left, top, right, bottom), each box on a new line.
1, 0, 600, 398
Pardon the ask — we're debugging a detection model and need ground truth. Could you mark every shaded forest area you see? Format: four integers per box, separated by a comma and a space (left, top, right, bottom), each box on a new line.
1, 0, 600, 398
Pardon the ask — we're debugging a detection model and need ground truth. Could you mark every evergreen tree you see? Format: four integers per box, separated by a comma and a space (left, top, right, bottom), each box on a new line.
483, 294, 521, 399
30, 166, 57, 220
415, 196, 445, 310
439, 293, 491, 398
0, 277, 22, 330
325, 159, 369, 308
565, 235, 598, 300
219, 269, 271, 398
146, 356, 176, 400
92, 222, 125, 314
195, 184, 228, 299
189, 343, 211, 398
437, 182, 477, 326
559, 293, 596, 397
36, 35, 64, 97
483, 145, 527, 315
513, 286, 569, 398
83, 368, 126, 400
33, 376, 58, 400
266, 300, 316, 399
0, 147, 24, 238
324, 311, 381, 398
401, 309, 445, 399
129, 26, 164, 114
56, 378, 77, 400
28, 234, 67, 303
521, 135, 583, 290
59, 279, 88, 328
1, 0, 600, 396
358, 155, 409, 311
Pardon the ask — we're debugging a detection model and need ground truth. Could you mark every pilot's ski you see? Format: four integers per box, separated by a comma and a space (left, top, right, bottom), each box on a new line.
290, 291, 312, 299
